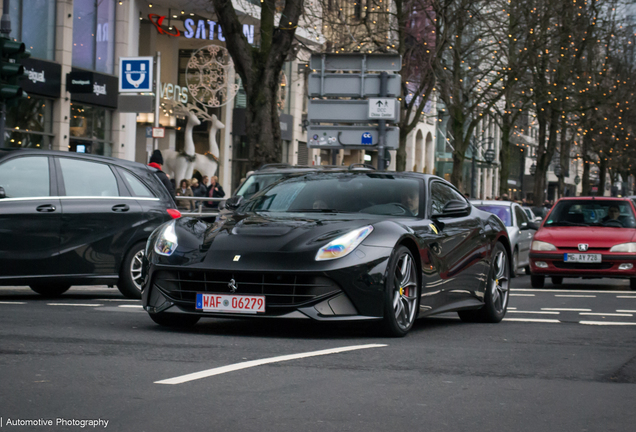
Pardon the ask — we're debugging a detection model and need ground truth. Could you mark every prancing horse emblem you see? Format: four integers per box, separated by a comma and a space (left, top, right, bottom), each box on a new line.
228, 278, 238, 293
578, 244, 589, 252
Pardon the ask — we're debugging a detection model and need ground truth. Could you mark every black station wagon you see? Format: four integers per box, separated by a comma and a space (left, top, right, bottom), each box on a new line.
0, 148, 180, 298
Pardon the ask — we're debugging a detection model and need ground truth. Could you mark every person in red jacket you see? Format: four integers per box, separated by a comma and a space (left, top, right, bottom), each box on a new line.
148, 150, 175, 197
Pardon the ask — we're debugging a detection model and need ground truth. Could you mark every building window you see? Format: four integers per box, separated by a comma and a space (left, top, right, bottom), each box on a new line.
69, 103, 113, 156
3, 96, 54, 149
72, 0, 116, 73
9, 0, 56, 61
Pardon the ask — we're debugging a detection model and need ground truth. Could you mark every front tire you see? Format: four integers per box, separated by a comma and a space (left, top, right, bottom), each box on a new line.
117, 242, 146, 299
458, 242, 510, 323
149, 313, 200, 328
531, 275, 545, 288
29, 283, 71, 297
630, 278, 636, 291
381, 246, 420, 337
551, 276, 563, 285
511, 249, 519, 278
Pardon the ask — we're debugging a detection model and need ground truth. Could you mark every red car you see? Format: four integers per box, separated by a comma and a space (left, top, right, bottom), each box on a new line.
529, 197, 636, 289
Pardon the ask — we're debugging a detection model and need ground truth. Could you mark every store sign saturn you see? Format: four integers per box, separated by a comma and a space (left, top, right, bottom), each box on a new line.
149, 14, 255, 44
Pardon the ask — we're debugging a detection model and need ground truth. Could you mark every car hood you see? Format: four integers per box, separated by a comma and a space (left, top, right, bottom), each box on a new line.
535, 226, 636, 248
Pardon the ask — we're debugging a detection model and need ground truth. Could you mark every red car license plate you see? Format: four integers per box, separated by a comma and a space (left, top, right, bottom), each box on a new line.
196, 293, 265, 314
564, 253, 601, 263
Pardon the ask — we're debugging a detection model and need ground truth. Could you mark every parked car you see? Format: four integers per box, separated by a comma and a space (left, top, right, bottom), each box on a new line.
529, 197, 636, 289
471, 200, 538, 275
0, 148, 180, 298
142, 170, 512, 337
523, 206, 543, 223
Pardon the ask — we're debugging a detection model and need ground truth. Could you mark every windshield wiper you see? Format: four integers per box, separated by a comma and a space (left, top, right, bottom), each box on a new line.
288, 208, 345, 213
546, 221, 589, 227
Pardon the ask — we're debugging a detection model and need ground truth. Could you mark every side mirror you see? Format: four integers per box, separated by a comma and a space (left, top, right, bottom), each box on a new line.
527, 221, 539, 231
224, 195, 243, 211
434, 200, 471, 218
0, 186, 5, 199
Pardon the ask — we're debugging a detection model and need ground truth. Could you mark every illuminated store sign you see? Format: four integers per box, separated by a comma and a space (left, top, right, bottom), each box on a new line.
149, 14, 255, 44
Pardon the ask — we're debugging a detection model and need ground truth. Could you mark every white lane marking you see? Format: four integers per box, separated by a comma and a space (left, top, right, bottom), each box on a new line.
579, 312, 633, 317
504, 318, 560, 323
118, 305, 143, 308
47, 303, 103, 307
513, 289, 628, 294
617, 296, 636, 299
510, 294, 535, 297
508, 310, 560, 315
554, 295, 597, 298
155, 344, 388, 385
580, 321, 636, 326
508, 307, 517, 310
617, 310, 636, 313
0, 301, 26, 304
95, 299, 140, 302
542, 308, 591, 312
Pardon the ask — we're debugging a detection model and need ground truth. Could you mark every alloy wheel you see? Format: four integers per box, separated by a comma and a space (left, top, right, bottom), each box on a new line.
130, 249, 145, 291
490, 249, 509, 314
392, 252, 419, 330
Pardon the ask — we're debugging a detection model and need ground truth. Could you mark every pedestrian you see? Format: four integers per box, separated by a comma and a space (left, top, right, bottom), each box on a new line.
501, 193, 510, 201
201, 175, 210, 189
176, 179, 194, 211
148, 149, 175, 197
205, 175, 226, 208
191, 177, 206, 197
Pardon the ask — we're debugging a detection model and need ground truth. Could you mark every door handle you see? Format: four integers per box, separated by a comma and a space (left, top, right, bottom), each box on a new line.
36, 204, 56, 212
111, 204, 130, 212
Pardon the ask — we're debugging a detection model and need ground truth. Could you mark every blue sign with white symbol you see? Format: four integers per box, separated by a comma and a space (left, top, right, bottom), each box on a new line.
119, 57, 154, 93
361, 132, 373, 145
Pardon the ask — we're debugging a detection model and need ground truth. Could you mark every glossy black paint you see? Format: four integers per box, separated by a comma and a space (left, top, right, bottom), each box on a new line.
142, 172, 510, 323
0, 148, 177, 286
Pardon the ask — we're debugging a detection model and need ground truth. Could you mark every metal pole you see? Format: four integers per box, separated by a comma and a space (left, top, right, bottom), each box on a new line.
471, 143, 476, 199
153, 51, 161, 150
0, 0, 11, 145
377, 71, 388, 171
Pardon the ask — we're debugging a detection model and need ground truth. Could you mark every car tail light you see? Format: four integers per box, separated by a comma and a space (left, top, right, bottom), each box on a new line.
166, 209, 181, 219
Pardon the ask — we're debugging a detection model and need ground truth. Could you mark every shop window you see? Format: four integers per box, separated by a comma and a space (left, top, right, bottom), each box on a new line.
3, 96, 54, 149
72, 0, 116, 73
69, 103, 113, 156
9, 0, 56, 61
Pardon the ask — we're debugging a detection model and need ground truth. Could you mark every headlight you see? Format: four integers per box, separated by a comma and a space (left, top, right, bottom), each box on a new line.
154, 221, 178, 256
531, 240, 557, 251
316, 225, 374, 261
609, 242, 636, 253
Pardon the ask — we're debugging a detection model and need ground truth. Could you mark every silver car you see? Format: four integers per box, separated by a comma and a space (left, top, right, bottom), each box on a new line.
471, 200, 537, 275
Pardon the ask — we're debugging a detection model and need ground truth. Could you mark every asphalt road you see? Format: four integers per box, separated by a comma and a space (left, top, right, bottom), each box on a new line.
0, 276, 635, 432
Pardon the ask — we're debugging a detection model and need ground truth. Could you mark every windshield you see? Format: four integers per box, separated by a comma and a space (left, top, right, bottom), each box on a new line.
235, 173, 287, 200
241, 173, 422, 217
475, 205, 512, 226
545, 200, 636, 228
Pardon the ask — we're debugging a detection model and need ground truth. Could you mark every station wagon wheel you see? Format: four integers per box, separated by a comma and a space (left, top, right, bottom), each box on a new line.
117, 242, 146, 299
382, 245, 420, 337
29, 283, 71, 297
459, 242, 509, 323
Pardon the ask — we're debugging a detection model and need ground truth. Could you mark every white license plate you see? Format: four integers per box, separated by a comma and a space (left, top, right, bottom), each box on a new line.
564, 253, 602, 263
196, 293, 265, 314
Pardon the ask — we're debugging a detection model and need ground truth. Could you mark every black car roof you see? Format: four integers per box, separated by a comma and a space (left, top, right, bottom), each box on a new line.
0, 147, 149, 172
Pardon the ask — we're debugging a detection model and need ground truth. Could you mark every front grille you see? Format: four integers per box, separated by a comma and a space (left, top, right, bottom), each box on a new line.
553, 262, 614, 270
153, 270, 341, 308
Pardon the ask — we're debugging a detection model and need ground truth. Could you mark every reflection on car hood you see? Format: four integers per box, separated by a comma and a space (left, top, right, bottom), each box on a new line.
535, 226, 636, 248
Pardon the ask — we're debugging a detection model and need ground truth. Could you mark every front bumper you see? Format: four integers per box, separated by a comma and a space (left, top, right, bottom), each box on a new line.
529, 252, 636, 278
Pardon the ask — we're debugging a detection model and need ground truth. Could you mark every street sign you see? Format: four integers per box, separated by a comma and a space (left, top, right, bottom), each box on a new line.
145, 126, 153, 138
152, 127, 165, 138
307, 125, 400, 149
368, 98, 396, 119
308, 99, 400, 123
119, 57, 153, 93
308, 73, 401, 97
310, 53, 402, 72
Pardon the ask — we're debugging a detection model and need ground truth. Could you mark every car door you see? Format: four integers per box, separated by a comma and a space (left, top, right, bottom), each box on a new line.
0, 155, 61, 279
514, 204, 533, 267
428, 181, 488, 304
55, 157, 145, 277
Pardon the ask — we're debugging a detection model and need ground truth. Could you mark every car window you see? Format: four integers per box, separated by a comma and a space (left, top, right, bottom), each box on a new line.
514, 206, 528, 227
430, 182, 466, 216
59, 158, 119, 197
474, 205, 512, 226
0, 156, 50, 198
545, 200, 636, 228
236, 173, 287, 199
121, 170, 155, 198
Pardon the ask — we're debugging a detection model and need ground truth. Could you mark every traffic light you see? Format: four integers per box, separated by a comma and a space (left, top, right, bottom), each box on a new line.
0, 37, 30, 104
